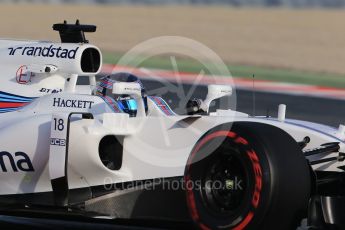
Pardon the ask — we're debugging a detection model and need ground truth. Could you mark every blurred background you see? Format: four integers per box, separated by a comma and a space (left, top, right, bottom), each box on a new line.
0, 0, 345, 125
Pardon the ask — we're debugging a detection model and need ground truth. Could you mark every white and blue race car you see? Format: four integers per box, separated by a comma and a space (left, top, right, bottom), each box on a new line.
0, 21, 344, 230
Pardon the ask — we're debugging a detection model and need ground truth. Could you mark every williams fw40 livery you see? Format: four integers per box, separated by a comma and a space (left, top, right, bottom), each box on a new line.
0, 21, 345, 230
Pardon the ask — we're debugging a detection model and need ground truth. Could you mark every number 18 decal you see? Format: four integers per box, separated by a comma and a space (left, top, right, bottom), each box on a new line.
49, 113, 69, 180
53, 118, 65, 131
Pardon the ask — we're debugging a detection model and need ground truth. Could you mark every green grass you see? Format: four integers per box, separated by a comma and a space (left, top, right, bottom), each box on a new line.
103, 53, 345, 89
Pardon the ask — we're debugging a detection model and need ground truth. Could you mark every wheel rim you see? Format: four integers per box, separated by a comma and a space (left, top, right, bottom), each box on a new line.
201, 147, 249, 216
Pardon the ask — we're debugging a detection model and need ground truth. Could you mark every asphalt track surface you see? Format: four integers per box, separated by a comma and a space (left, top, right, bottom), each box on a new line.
141, 79, 345, 127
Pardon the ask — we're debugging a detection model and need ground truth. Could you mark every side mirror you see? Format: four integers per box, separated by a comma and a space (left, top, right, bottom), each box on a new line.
112, 82, 146, 117
202, 84, 232, 113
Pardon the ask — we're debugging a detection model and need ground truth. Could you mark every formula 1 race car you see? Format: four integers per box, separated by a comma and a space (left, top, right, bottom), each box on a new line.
0, 21, 345, 230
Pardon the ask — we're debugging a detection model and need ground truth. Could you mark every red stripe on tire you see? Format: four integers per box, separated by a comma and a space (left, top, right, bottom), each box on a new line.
233, 212, 254, 230
186, 131, 236, 171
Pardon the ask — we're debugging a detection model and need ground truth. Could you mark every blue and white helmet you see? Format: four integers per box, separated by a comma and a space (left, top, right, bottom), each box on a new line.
96, 72, 147, 116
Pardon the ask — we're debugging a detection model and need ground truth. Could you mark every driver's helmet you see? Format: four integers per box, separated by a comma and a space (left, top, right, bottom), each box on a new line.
95, 72, 148, 116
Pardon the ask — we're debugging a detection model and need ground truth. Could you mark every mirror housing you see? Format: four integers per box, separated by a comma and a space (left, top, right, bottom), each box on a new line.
202, 84, 233, 113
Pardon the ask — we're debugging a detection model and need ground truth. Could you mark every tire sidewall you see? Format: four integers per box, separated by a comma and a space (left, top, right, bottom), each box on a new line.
184, 122, 311, 230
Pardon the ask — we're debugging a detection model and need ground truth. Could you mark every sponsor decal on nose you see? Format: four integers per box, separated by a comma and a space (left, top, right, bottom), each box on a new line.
8, 45, 79, 59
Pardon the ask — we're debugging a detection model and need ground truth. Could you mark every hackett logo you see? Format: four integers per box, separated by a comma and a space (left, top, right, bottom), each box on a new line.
53, 97, 94, 109
8, 45, 79, 59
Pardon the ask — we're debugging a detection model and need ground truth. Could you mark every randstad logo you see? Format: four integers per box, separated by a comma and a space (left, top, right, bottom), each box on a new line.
8, 45, 79, 59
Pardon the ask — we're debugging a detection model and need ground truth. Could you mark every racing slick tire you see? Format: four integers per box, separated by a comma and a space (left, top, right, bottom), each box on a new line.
184, 122, 311, 230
